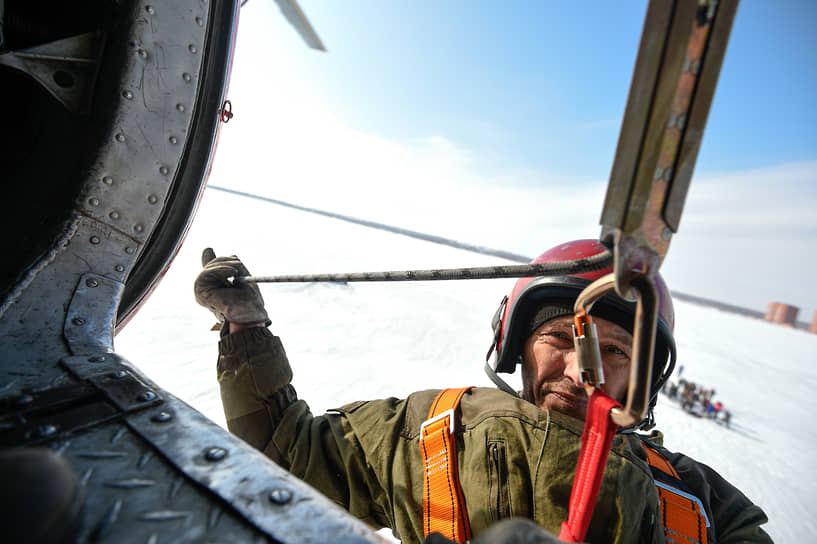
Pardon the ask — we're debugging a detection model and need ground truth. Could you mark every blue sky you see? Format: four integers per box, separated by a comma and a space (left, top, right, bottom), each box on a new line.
217, 1, 817, 321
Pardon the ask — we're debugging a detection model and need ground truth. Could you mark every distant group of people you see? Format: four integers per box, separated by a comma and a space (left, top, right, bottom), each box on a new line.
661, 367, 731, 427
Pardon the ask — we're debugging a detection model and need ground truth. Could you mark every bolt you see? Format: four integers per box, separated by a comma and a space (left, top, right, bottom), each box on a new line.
691, 58, 701, 76
151, 412, 172, 423
112, 370, 127, 379
188, 44, 198, 54
102, 176, 113, 185
661, 227, 673, 241
667, 112, 678, 129
204, 447, 227, 462
146, 5, 155, 15
109, 211, 120, 220
72, 317, 87, 326
137, 49, 147, 59
86, 278, 99, 288
169, 136, 178, 144
115, 265, 125, 273
663, 166, 674, 182
159, 166, 169, 176
125, 247, 135, 255
138, 391, 157, 402
122, 90, 134, 100
134, 224, 144, 233
653, 166, 664, 180
115, 134, 126, 142
176, 104, 185, 113
147, 195, 158, 204
16, 394, 34, 406
677, 114, 687, 131
182, 72, 192, 82
90, 236, 101, 245
195, 16, 203, 26
88, 355, 106, 362
269, 489, 292, 505
89, 198, 99, 206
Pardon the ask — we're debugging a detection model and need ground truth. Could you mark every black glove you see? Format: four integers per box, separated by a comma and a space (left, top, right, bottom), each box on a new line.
194, 248, 270, 327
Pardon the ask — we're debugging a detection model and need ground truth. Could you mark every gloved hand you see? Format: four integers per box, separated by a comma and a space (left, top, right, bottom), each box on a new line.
194, 248, 270, 327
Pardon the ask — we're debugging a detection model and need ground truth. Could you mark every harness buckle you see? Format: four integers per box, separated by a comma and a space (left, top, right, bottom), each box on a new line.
420, 408, 456, 439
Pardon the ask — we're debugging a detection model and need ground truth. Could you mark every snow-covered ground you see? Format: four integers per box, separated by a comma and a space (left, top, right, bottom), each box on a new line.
117, 189, 816, 542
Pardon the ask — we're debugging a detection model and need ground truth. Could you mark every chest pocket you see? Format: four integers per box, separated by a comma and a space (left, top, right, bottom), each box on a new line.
488, 439, 511, 520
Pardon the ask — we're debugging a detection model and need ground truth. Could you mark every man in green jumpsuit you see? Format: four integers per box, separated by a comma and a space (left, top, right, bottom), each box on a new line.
194, 240, 772, 543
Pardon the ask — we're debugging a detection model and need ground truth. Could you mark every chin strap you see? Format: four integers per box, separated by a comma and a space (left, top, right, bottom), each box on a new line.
558, 388, 621, 543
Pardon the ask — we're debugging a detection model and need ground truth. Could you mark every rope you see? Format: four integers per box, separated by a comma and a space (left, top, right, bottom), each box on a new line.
240, 251, 612, 284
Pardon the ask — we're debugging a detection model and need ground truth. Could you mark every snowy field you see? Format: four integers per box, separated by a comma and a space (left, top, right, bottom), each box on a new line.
117, 188, 816, 542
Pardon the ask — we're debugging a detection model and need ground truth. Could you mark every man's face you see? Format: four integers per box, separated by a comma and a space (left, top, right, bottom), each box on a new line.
521, 315, 633, 421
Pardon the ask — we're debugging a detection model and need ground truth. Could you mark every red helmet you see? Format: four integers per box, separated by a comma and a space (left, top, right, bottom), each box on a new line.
486, 239, 676, 426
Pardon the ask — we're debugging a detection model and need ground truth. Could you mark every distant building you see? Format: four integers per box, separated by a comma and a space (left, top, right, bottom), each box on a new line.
766, 301, 799, 327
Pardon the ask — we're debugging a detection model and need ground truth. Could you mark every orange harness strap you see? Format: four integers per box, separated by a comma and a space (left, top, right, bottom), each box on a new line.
420, 387, 474, 543
642, 441, 710, 544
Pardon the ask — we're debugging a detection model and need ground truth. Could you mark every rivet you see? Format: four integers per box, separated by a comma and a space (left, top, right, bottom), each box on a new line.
147, 194, 158, 204
137, 49, 147, 59
195, 16, 203, 26
134, 224, 144, 233
691, 58, 701, 76
159, 166, 169, 176
115, 264, 125, 272
204, 447, 227, 462
72, 317, 87, 326
677, 114, 687, 131
667, 112, 678, 129
151, 412, 172, 423
176, 104, 185, 113
86, 278, 99, 288
146, 5, 155, 15
182, 72, 192, 82
102, 176, 113, 185
169, 136, 178, 144
16, 394, 34, 406
90, 236, 101, 245
122, 90, 134, 100
109, 211, 120, 220
138, 391, 157, 402
89, 198, 99, 207
112, 370, 127, 379
662, 227, 673, 241
115, 134, 126, 142
269, 489, 292, 505
663, 166, 674, 182
88, 355, 106, 362
188, 44, 198, 54
38, 424, 57, 437
653, 167, 663, 180
125, 247, 135, 254
682, 57, 691, 73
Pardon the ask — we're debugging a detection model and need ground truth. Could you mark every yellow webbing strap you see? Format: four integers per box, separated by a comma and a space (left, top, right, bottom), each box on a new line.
420, 387, 474, 542
642, 442, 710, 544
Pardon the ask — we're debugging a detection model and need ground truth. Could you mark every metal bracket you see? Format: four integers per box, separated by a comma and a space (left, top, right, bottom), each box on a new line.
64, 273, 124, 356
0, 354, 161, 447
0, 32, 105, 115
599, 0, 739, 297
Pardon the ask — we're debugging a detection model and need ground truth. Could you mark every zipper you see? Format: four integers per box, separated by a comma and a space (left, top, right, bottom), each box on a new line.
488, 440, 510, 520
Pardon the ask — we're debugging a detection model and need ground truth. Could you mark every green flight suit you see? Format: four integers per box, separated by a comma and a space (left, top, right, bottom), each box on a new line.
217, 327, 772, 544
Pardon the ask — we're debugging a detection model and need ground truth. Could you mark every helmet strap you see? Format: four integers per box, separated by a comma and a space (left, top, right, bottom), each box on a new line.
483, 361, 521, 398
